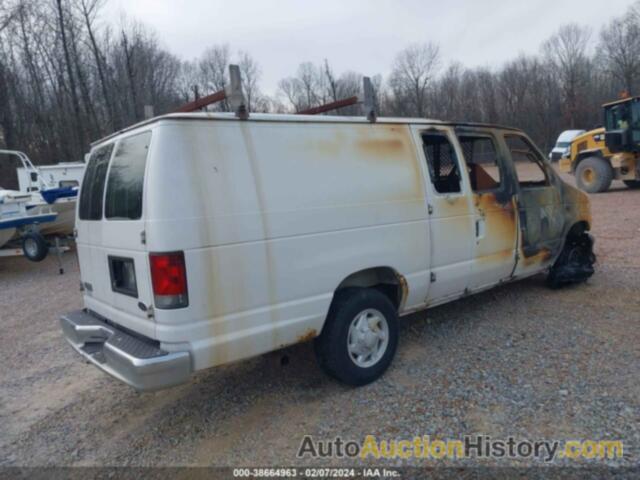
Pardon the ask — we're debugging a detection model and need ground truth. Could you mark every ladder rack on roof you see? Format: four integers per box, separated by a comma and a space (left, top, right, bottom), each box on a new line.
297, 76, 377, 122
174, 65, 247, 119
297, 96, 359, 115
174, 66, 377, 122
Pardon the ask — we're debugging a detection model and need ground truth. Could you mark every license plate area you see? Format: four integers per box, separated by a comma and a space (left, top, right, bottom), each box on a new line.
108, 256, 138, 298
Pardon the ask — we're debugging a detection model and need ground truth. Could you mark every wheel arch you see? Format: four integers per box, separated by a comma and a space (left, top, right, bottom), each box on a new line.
333, 266, 408, 313
556, 220, 591, 262
573, 150, 608, 172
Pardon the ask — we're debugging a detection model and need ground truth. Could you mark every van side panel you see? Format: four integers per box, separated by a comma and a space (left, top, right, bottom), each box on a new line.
145, 121, 431, 370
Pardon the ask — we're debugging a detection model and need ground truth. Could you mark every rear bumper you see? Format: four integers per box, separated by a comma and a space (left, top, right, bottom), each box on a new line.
60, 310, 191, 391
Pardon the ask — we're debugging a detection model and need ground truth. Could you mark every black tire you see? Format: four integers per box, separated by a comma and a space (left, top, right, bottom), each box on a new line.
315, 288, 398, 386
623, 180, 640, 189
575, 157, 613, 193
22, 232, 48, 262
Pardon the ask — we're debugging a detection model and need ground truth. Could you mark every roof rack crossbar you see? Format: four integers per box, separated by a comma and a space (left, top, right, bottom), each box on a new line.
296, 76, 377, 122
174, 89, 226, 113
174, 64, 248, 119
297, 96, 359, 115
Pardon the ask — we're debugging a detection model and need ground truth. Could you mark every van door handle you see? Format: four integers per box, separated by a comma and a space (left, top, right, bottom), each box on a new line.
475, 218, 485, 238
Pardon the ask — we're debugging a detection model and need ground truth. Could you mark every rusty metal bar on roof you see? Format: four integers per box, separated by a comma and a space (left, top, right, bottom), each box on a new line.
174, 89, 227, 113
297, 96, 359, 115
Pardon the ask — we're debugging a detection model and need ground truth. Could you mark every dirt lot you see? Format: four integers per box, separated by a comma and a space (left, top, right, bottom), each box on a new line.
0, 171, 639, 469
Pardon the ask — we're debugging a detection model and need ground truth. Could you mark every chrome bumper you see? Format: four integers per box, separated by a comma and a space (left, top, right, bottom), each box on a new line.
60, 310, 191, 391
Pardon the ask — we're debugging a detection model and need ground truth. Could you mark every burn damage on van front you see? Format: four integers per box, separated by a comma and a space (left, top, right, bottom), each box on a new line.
455, 124, 594, 286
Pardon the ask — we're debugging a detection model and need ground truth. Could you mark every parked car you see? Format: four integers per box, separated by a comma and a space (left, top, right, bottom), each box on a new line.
60, 113, 595, 391
548, 129, 585, 161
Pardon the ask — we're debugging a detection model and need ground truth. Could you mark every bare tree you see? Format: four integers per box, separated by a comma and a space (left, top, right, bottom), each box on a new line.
198, 44, 230, 110
277, 62, 323, 112
389, 42, 440, 117
0, 0, 17, 32
5, 0, 640, 168
238, 50, 262, 112
543, 24, 592, 127
56, 0, 85, 153
599, 12, 640, 95
75, 0, 115, 129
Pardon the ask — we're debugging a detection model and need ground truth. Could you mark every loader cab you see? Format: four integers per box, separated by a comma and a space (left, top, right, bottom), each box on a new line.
604, 97, 640, 153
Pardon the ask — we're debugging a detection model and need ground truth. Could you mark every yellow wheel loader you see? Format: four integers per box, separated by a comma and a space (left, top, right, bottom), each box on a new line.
559, 96, 640, 193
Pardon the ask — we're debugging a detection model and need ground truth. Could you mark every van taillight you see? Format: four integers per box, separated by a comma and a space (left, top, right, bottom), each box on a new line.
149, 252, 188, 309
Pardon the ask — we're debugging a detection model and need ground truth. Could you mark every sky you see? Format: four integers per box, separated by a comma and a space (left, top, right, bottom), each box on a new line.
103, 0, 635, 95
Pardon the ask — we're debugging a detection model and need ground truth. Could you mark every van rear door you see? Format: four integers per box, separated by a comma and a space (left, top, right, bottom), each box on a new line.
77, 131, 155, 337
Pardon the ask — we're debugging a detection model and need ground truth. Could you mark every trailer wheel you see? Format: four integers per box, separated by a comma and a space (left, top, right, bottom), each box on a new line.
22, 232, 48, 262
575, 157, 613, 193
315, 288, 398, 386
623, 180, 640, 189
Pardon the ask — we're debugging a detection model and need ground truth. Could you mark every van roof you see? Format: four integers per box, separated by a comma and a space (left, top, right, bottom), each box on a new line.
91, 112, 523, 147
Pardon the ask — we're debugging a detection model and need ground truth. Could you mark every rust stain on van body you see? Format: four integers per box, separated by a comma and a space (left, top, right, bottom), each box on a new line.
439, 196, 471, 217
474, 192, 518, 262
303, 124, 424, 201
522, 247, 552, 267
356, 137, 406, 157
357, 125, 425, 200
354, 125, 413, 159
296, 329, 318, 344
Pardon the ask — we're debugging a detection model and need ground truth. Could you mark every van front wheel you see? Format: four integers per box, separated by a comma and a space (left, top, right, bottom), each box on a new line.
315, 288, 398, 386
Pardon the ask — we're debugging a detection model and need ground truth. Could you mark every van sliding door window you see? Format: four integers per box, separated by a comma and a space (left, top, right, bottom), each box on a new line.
105, 132, 151, 220
79, 143, 114, 220
458, 136, 502, 192
505, 135, 550, 187
421, 133, 462, 194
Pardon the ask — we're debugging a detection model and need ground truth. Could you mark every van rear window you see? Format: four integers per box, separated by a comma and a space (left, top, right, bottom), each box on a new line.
79, 143, 114, 220
105, 132, 151, 220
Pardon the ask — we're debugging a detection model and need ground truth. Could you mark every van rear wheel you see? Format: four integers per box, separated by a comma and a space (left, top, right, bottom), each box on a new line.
315, 288, 398, 386
575, 157, 613, 193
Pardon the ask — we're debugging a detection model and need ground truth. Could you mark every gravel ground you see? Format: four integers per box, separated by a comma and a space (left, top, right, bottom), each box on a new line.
0, 171, 638, 470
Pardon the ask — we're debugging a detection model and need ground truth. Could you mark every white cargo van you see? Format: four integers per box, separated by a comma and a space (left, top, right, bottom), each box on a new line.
61, 113, 595, 391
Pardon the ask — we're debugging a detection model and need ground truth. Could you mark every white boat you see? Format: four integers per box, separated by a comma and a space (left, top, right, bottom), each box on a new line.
0, 189, 57, 248
0, 150, 85, 237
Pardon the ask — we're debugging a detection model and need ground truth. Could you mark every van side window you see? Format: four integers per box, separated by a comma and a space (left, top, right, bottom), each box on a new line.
105, 132, 151, 220
505, 135, 549, 187
458, 135, 501, 192
79, 143, 114, 220
421, 133, 461, 194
